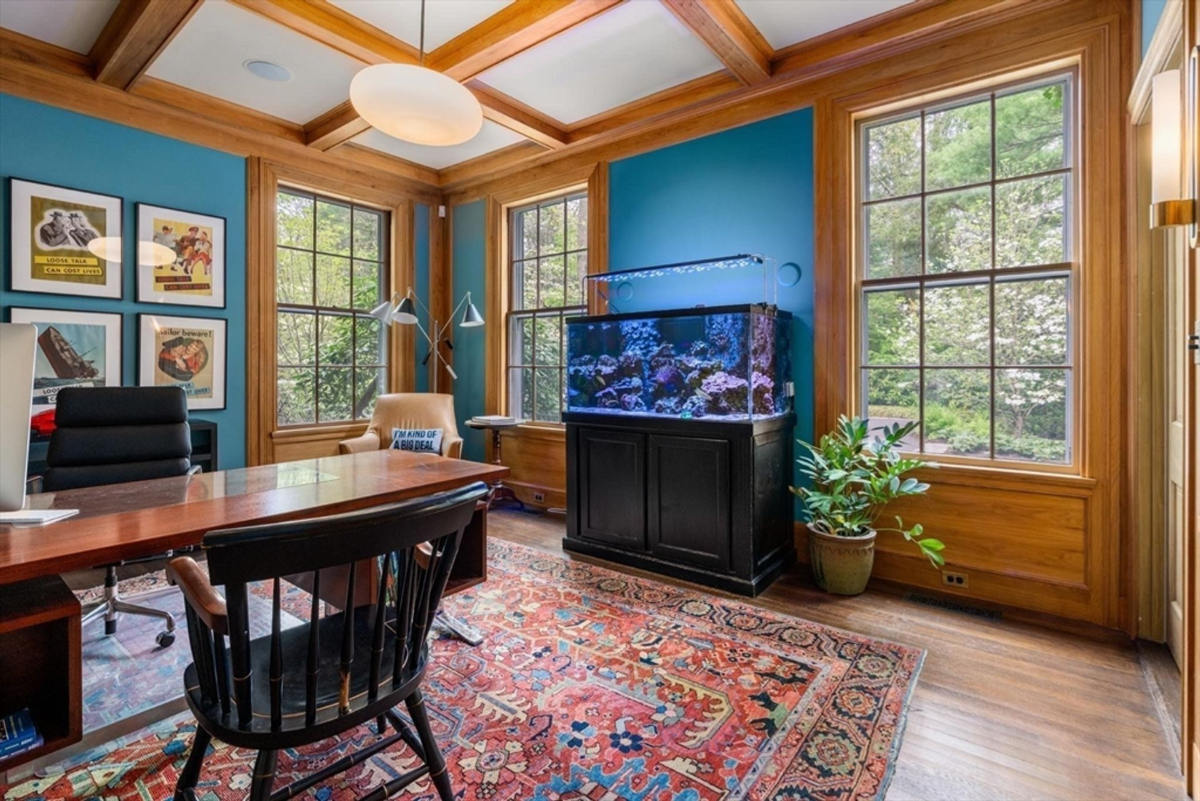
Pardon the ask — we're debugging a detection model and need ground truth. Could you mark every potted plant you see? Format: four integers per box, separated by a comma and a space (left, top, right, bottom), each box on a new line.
791, 416, 945, 595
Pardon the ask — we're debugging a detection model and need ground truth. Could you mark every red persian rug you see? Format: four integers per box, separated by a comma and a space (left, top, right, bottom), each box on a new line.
4, 540, 923, 801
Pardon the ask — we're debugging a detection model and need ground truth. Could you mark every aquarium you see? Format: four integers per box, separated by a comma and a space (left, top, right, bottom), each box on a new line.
566, 304, 791, 421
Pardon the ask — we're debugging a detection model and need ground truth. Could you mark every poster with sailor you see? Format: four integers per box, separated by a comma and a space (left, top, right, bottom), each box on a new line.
139, 313, 227, 410
9, 178, 123, 298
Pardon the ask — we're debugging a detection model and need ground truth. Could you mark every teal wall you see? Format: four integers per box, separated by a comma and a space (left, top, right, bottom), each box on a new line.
448, 109, 815, 514
1143, 0, 1167, 55
451, 199, 488, 461
608, 108, 814, 510
414, 202, 431, 393
0, 94, 248, 468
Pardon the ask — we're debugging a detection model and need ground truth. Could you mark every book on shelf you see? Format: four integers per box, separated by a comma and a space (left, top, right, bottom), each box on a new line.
0, 708, 43, 759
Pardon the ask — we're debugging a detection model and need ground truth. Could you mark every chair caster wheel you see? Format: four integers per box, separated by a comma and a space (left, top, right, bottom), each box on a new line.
156, 631, 176, 648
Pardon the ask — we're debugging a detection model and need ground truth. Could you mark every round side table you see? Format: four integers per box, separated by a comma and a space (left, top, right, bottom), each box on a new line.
465, 418, 525, 510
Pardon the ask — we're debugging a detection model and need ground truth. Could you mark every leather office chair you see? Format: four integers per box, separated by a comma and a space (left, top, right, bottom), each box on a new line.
168, 482, 487, 801
42, 386, 196, 647
338, 393, 463, 458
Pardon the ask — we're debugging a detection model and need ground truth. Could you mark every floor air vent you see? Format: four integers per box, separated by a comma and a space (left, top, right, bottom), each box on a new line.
904, 593, 1002, 620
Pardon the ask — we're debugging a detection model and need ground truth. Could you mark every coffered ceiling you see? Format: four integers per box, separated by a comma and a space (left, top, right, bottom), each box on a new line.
0, 0, 922, 184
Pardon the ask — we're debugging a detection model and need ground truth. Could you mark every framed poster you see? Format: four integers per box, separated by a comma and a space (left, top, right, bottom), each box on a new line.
138, 313, 226, 410
9, 178, 123, 298
8, 307, 123, 433
136, 203, 226, 308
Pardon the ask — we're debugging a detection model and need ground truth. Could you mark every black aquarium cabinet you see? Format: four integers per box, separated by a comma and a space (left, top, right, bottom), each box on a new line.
562, 303, 796, 596
564, 413, 796, 596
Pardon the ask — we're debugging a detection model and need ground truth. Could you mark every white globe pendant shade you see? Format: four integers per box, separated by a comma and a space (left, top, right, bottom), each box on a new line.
87, 237, 177, 266
351, 64, 483, 146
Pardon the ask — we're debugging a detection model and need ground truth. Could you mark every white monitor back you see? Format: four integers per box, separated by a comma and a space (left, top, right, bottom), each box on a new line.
0, 323, 36, 512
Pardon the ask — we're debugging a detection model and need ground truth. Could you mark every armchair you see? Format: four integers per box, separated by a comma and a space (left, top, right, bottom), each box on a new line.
339, 393, 463, 458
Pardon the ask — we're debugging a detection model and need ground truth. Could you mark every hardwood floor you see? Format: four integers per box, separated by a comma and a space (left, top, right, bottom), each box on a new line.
489, 508, 1187, 801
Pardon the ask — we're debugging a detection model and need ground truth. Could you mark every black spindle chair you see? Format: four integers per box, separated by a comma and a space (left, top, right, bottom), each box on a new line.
168, 482, 487, 801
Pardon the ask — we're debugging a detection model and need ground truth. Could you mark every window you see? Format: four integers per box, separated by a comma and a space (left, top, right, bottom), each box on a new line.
275, 189, 389, 426
858, 74, 1075, 465
508, 191, 588, 423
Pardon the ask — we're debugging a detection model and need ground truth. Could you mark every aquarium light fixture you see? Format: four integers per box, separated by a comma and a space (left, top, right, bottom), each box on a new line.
584, 254, 764, 283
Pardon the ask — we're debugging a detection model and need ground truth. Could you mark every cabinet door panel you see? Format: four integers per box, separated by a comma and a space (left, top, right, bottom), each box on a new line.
579, 428, 646, 547
649, 435, 730, 570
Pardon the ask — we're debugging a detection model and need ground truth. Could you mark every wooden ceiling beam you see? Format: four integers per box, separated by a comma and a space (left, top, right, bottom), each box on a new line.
660, 0, 771, 85
130, 76, 305, 143
469, 82, 570, 149
0, 40, 440, 197
89, 0, 202, 89
440, 0, 1078, 199
229, 0, 567, 147
304, 100, 371, 150
226, 0, 417, 65
566, 70, 742, 144
0, 27, 93, 79
437, 141, 548, 187
428, 0, 624, 82
768, 0, 1056, 80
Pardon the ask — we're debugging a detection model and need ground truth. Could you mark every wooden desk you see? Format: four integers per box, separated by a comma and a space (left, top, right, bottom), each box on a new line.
0, 450, 507, 773
0, 450, 507, 584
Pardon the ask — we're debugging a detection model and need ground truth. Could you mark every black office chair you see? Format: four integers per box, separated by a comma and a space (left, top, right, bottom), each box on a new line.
168, 482, 486, 801
42, 386, 195, 647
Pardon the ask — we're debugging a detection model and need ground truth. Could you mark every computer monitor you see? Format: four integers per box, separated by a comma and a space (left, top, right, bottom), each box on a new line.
0, 323, 37, 512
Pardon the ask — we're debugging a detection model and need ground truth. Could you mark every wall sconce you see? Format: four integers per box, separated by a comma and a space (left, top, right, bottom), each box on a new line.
1151, 49, 1199, 251
1152, 69, 1194, 228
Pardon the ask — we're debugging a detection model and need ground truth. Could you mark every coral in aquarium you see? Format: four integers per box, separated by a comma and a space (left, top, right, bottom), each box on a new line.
566, 307, 790, 421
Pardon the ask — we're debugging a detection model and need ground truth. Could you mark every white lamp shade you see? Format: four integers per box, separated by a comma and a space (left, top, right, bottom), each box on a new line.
1152, 69, 1182, 205
350, 64, 483, 147
87, 237, 176, 266
139, 241, 178, 267
392, 296, 419, 324
368, 299, 394, 322
87, 236, 121, 263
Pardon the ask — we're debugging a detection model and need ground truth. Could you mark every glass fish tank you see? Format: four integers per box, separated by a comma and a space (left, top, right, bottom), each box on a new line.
566, 304, 792, 421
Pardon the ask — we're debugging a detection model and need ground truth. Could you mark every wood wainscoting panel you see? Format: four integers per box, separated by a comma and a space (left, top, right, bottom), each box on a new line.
270, 423, 368, 463
499, 425, 567, 510
794, 475, 1099, 621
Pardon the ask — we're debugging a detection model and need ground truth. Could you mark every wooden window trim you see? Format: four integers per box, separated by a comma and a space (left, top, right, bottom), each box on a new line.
853, 68, 1082, 475
247, 158, 417, 465
506, 190, 589, 425
482, 163, 609, 461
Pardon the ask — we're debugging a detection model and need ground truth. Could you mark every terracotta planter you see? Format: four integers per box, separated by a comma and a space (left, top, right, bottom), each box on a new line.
807, 524, 877, 596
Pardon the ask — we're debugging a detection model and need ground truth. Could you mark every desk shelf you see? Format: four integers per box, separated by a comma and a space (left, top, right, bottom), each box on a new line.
0, 576, 81, 773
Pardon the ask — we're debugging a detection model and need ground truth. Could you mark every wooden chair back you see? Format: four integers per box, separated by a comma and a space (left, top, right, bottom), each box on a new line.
184, 482, 487, 738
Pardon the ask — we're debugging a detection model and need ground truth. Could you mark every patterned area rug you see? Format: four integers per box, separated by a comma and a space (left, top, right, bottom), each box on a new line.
79, 584, 304, 731
4, 540, 923, 800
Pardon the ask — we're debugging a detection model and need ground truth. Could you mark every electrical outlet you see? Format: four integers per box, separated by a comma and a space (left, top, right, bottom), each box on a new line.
942, 570, 969, 589
533, 492, 545, 503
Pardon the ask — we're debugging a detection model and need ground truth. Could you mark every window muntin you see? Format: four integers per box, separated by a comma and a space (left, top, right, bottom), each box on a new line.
507, 192, 588, 423
858, 75, 1075, 466
275, 189, 388, 427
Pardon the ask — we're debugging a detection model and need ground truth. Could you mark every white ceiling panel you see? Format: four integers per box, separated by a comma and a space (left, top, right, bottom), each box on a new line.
477, 1, 723, 125
330, 0, 514, 52
0, 0, 120, 54
735, 0, 913, 51
147, 0, 364, 123
352, 121, 527, 170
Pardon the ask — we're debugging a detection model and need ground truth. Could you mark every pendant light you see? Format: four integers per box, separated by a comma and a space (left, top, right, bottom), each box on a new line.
349, 0, 483, 147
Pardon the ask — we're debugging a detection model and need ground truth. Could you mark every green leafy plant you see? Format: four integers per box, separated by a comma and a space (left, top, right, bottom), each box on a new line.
791, 415, 946, 567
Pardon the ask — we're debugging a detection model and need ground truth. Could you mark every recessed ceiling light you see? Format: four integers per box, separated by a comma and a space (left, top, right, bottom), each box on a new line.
243, 59, 291, 82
